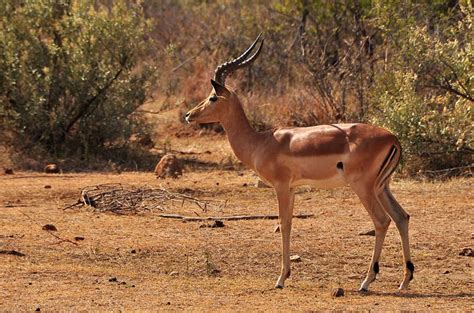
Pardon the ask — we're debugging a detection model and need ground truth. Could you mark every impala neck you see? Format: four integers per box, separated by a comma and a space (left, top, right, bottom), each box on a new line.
219, 97, 261, 169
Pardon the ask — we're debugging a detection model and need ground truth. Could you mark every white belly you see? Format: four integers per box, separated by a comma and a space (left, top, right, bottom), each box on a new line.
291, 174, 347, 189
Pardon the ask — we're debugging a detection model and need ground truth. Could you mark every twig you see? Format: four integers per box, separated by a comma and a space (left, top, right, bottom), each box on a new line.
158, 213, 314, 222
171, 47, 205, 72
418, 165, 472, 174
417, 165, 473, 179
20, 212, 78, 246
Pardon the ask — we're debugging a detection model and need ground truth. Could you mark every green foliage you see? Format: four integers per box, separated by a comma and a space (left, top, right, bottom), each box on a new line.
0, 1, 156, 161
370, 1, 473, 174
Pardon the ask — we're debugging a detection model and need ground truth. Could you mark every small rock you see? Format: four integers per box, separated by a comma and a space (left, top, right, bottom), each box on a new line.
154, 154, 182, 179
131, 249, 136, 254
459, 248, 473, 257
200, 220, 225, 228
290, 255, 301, 262
108, 277, 118, 282
211, 220, 225, 228
169, 271, 179, 276
74, 236, 85, 241
215, 182, 219, 186
3, 168, 14, 175
44, 163, 60, 174
332, 287, 345, 297
44, 185, 52, 189
443, 270, 450, 274
359, 229, 376, 236
210, 268, 221, 275
42, 224, 57, 231
242, 183, 248, 187
35, 307, 41, 312
274, 225, 280, 233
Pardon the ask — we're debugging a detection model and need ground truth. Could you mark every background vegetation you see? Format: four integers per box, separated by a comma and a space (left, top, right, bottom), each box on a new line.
0, 0, 472, 175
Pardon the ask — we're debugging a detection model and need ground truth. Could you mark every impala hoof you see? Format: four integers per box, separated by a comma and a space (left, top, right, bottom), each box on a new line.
359, 277, 374, 292
275, 280, 285, 289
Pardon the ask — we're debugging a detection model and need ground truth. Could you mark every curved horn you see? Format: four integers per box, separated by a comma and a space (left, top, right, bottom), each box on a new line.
214, 32, 264, 85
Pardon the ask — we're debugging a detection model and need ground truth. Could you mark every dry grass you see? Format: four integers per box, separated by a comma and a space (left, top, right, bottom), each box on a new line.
0, 134, 473, 311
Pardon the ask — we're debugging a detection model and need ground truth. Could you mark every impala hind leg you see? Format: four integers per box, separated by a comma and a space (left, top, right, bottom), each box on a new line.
377, 185, 413, 290
354, 190, 391, 291
275, 186, 295, 288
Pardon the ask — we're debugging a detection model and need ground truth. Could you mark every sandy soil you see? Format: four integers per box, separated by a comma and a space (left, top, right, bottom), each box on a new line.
0, 135, 473, 311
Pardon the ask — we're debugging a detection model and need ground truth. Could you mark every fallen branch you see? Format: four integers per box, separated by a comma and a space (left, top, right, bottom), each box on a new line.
417, 165, 473, 179
158, 213, 314, 222
0, 250, 26, 257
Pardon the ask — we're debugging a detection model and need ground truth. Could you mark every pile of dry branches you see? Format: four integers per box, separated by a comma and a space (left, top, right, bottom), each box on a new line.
64, 184, 225, 215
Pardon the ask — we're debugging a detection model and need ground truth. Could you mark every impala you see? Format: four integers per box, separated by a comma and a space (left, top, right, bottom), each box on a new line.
185, 33, 414, 291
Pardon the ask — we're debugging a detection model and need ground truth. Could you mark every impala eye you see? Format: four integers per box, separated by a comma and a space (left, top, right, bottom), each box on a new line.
209, 94, 218, 102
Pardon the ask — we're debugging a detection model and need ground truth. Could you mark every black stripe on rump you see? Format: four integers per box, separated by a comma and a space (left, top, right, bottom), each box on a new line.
378, 145, 397, 177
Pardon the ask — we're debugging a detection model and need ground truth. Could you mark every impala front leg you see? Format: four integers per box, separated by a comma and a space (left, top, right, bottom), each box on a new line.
275, 185, 295, 289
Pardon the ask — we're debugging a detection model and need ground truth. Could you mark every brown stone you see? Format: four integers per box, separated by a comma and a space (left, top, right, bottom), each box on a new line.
331, 287, 344, 297
42, 224, 57, 231
359, 229, 376, 236
154, 154, 183, 179
44, 164, 60, 174
459, 248, 473, 257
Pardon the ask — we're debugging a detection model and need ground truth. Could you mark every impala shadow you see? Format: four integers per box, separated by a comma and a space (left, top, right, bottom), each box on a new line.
355, 290, 473, 299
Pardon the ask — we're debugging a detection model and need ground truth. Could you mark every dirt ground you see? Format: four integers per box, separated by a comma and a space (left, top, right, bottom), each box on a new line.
1, 134, 473, 311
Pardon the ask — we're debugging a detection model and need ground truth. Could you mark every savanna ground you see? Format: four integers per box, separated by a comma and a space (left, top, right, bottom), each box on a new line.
0, 108, 473, 311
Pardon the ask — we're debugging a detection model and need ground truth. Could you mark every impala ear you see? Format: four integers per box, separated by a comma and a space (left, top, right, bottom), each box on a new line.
211, 79, 231, 97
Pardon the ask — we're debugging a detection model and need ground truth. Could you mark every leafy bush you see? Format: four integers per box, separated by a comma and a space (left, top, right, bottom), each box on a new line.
0, 1, 156, 164
370, 1, 473, 174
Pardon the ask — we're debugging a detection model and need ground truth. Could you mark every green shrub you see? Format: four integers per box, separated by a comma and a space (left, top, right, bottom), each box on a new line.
370, 2, 473, 175
0, 1, 156, 164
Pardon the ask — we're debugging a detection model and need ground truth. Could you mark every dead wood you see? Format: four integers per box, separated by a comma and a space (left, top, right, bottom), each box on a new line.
158, 213, 314, 222
0, 250, 26, 257
64, 184, 226, 215
417, 165, 473, 179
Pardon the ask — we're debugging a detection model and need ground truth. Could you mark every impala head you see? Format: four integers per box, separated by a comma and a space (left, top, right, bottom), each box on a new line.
185, 33, 264, 124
